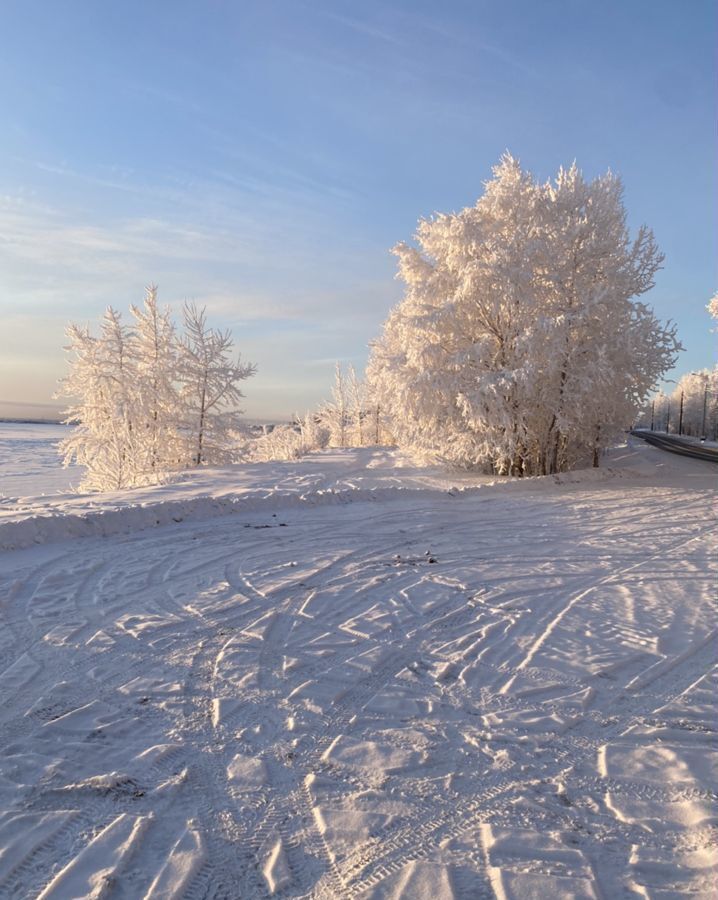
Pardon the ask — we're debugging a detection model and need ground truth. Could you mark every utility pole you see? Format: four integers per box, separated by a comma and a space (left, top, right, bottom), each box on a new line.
650, 399, 655, 431
678, 390, 684, 436
666, 401, 670, 434
701, 383, 708, 437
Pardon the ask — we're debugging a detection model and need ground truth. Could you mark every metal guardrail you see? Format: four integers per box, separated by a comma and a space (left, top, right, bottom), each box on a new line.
630, 430, 718, 464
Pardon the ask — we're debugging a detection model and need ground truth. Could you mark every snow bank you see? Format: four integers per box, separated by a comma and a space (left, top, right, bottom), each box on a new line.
7, 436, 705, 552
0, 455, 639, 552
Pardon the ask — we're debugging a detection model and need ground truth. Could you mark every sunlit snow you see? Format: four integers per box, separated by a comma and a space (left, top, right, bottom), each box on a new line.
0, 439, 715, 898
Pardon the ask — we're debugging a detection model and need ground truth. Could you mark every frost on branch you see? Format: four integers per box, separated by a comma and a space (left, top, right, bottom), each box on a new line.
367, 154, 681, 475
57, 287, 255, 490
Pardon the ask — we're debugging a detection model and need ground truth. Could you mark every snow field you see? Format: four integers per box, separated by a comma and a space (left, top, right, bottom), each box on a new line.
0, 423, 83, 499
0, 443, 715, 898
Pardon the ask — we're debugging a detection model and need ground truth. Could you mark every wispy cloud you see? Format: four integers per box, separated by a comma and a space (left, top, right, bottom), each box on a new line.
0, 189, 398, 415
406, 11, 537, 79
0, 198, 253, 270
0, 192, 397, 324
319, 9, 406, 47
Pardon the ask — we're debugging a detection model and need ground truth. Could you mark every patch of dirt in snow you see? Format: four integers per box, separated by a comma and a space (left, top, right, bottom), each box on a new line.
0, 447, 715, 898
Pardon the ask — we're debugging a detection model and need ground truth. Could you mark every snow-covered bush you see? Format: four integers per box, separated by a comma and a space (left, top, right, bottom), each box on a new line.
249, 425, 303, 462
249, 415, 330, 462
368, 155, 681, 475
57, 287, 255, 490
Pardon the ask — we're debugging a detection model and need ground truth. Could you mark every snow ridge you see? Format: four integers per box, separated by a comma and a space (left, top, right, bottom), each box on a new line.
1, 464, 634, 552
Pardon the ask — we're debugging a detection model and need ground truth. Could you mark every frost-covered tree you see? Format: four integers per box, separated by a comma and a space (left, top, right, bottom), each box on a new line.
319, 362, 350, 448
652, 391, 671, 433
130, 286, 181, 475
314, 362, 377, 448
58, 308, 142, 490
347, 364, 366, 446
360, 375, 391, 446
665, 369, 718, 438
177, 303, 256, 466
58, 289, 255, 489
368, 155, 681, 474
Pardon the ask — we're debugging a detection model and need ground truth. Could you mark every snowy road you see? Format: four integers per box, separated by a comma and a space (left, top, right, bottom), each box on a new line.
0, 448, 716, 898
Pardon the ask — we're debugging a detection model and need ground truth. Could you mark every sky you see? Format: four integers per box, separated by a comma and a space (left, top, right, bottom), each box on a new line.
1, 0, 715, 421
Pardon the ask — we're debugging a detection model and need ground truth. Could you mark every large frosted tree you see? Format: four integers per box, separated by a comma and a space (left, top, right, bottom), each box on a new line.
367, 155, 680, 475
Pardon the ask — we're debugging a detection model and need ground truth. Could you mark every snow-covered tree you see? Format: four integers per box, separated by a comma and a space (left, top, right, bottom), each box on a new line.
367, 155, 680, 474
58, 308, 142, 490
319, 362, 351, 448
665, 369, 718, 438
347, 364, 366, 446
58, 289, 255, 489
363, 378, 390, 446
651, 391, 671, 433
177, 303, 256, 466
130, 285, 181, 475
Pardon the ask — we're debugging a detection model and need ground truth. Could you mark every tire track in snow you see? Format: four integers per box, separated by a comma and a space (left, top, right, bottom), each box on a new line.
496, 522, 715, 695
310, 513, 716, 893
0, 473, 714, 898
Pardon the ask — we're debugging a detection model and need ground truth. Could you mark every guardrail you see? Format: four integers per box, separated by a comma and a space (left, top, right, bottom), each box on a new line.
630, 431, 718, 464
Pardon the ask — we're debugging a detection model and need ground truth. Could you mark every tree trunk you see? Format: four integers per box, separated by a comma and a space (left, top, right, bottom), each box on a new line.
196, 380, 207, 465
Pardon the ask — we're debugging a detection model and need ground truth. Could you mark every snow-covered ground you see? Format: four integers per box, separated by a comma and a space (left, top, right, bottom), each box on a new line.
0, 439, 715, 898
0, 442, 671, 553
0, 422, 84, 498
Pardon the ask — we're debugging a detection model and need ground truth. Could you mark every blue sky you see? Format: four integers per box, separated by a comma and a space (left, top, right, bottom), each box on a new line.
1, 0, 715, 420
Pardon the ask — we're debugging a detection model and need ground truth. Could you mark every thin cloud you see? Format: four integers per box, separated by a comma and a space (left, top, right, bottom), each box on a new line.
320, 9, 405, 47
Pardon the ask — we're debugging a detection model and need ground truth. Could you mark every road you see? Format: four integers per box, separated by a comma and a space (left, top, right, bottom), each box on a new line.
630, 430, 718, 463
